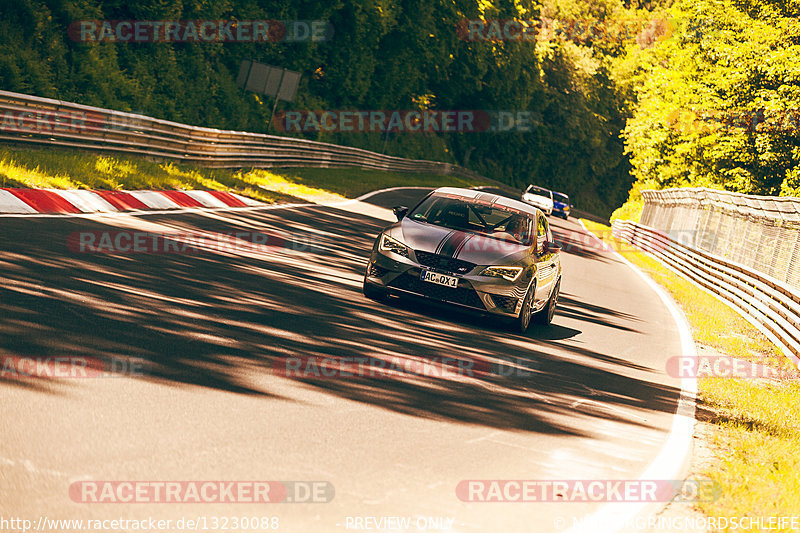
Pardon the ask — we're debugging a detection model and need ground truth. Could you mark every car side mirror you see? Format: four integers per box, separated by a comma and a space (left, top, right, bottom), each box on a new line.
392, 206, 408, 221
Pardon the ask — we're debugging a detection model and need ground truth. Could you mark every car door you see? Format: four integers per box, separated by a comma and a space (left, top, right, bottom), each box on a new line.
534, 213, 557, 305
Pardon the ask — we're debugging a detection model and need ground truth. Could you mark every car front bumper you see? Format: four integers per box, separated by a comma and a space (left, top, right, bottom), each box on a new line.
521, 199, 552, 214
364, 248, 530, 318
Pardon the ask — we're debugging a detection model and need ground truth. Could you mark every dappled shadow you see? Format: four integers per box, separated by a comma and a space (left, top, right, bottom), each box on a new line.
550, 223, 615, 264
696, 399, 797, 440
360, 187, 433, 209
556, 294, 641, 333
559, 293, 641, 322
469, 186, 522, 201
528, 323, 582, 341
0, 196, 681, 436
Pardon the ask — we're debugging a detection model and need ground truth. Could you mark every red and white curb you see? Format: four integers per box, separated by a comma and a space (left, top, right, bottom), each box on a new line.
0, 188, 262, 215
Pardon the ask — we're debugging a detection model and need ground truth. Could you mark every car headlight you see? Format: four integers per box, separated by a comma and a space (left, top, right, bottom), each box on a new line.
379, 234, 409, 257
480, 266, 524, 282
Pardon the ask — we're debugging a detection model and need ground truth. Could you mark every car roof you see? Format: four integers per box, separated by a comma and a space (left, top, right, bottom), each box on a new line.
432, 187, 540, 217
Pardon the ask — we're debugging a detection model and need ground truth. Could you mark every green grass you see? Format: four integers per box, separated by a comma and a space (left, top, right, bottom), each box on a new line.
582, 219, 800, 531
698, 378, 800, 524
0, 145, 491, 204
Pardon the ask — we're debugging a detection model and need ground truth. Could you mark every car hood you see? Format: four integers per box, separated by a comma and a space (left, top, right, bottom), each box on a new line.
391, 218, 529, 265
524, 195, 552, 205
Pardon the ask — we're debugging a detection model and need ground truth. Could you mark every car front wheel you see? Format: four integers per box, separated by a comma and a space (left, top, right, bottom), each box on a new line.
534, 279, 560, 325
516, 284, 535, 333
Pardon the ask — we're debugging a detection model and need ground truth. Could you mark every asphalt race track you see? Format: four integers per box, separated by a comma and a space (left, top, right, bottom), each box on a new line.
0, 188, 688, 532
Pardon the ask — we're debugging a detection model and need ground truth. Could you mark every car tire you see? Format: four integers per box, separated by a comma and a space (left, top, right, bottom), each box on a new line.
534, 279, 560, 325
516, 284, 535, 334
363, 279, 387, 302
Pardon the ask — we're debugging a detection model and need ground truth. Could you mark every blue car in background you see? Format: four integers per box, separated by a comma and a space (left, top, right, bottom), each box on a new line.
552, 192, 571, 219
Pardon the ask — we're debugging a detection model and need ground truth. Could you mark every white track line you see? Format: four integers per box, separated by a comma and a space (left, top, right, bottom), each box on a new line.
567, 219, 698, 533
353, 186, 434, 202
614, 225, 800, 370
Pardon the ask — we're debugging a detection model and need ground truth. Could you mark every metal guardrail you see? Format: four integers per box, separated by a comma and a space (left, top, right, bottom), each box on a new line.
612, 219, 800, 366
640, 187, 800, 290
0, 89, 484, 179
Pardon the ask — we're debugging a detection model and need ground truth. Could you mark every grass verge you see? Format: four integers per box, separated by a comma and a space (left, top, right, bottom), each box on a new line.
582, 219, 800, 531
0, 145, 490, 204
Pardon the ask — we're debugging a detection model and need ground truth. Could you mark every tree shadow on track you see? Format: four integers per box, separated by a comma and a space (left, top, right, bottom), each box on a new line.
556, 294, 641, 333
0, 203, 680, 437
549, 223, 616, 264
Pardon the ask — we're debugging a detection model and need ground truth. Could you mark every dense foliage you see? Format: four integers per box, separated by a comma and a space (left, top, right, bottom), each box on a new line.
0, 0, 646, 216
1, 0, 797, 217
615, 0, 800, 220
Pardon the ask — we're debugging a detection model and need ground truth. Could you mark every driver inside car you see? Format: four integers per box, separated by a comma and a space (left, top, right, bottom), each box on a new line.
492, 215, 531, 244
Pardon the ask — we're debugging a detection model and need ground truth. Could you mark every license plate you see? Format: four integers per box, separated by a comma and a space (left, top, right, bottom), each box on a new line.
420, 270, 458, 288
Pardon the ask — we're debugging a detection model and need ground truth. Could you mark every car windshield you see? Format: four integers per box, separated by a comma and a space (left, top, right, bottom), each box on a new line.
408, 194, 533, 245
526, 186, 550, 198
554, 193, 569, 203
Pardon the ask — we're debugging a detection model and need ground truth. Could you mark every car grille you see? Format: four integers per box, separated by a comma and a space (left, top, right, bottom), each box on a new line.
367, 263, 389, 278
491, 294, 518, 313
388, 273, 485, 310
414, 251, 475, 274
